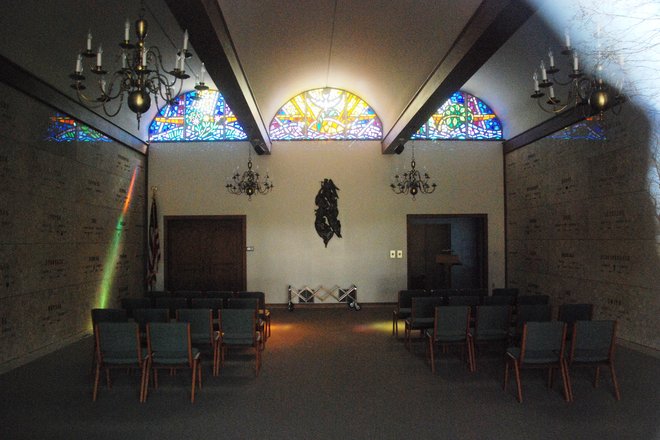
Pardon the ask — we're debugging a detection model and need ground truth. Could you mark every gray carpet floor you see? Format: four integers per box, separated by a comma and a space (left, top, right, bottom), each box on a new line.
0, 306, 659, 440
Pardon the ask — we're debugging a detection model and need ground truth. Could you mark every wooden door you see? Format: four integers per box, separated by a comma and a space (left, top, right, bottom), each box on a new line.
408, 223, 451, 290
165, 216, 246, 291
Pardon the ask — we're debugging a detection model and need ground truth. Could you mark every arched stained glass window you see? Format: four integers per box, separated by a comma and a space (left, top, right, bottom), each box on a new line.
412, 91, 503, 140
149, 90, 247, 142
46, 113, 112, 142
269, 88, 382, 140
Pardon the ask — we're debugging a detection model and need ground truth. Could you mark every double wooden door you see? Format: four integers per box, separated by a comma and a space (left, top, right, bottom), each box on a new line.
165, 216, 246, 292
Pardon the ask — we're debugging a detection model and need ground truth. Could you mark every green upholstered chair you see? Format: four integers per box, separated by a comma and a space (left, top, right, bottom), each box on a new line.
467, 305, 511, 371
218, 308, 262, 376
558, 303, 594, 325
512, 304, 552, 343
404, 296, 445, 351
425, 305, 472, 374
191, 297, 224, 320
504, 321, 571, 403
206, 291, 235, 307
93, 322, 149, 402
146, 322, 202, 403
568, 320, 620, 400
90, 308, 128, 372
483, 295, 516, 305
176, 308, 220, 376
517, 294, 550, 305
492, 287, 519, 297
392, 290, 427, 337
236, 291, 271, 338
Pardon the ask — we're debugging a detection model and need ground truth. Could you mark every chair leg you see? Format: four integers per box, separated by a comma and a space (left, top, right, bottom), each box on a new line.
92, 363, 101, 402
559, 361, 571, 402
255, 345, 261, 377
392, 312, 396, 336
609, 362, 621, 400
513, 361, 523, 403
429, 336, 436, 374
190, 360, 197, 403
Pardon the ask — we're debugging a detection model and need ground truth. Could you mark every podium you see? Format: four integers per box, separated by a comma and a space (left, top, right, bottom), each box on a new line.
436, 254, 461, 288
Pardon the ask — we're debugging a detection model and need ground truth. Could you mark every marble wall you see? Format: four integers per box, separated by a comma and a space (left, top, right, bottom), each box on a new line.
0, 82, 146, 372
505, 106, 660, 349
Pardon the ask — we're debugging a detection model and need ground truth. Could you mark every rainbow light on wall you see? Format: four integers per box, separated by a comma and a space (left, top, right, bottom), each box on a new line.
96, 166, 139, 309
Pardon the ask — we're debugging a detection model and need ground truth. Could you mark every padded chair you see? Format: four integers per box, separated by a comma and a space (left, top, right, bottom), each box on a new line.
177, 308, 220, 376
132, 308, 170, 334
517, 295, 550, 305
447, 295, 480, 319
120, 297, 152, 318
90, 308, 127, 371
237, 291, 271, 338
218, 309, 262, 376
404, 296, 445, 351
567, 320, 620, 400
504, 321, 571, 403
146, 322, 202, 403
93, 322, 149, 402
172, 290, 204, 300
392, 290, 427, 337
426, 305, 472, 374
154, 297, 189, 319
467, 305, 511, 371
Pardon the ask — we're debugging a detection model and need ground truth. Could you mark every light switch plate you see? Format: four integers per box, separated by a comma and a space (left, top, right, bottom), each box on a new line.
389, 250, 396, 258
396, 250, 403, 258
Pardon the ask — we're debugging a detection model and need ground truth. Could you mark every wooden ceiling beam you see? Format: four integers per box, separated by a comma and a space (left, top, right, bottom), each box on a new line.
382, 0, 536, 154
164, 0, 271, 154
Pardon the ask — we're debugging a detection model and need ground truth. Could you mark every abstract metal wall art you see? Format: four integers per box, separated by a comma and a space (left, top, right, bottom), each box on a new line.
314, 179, 341, 247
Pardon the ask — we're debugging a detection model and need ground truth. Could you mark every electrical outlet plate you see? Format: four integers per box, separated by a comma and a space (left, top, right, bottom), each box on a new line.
396, 250, 403, 258
389, 250, 396, 258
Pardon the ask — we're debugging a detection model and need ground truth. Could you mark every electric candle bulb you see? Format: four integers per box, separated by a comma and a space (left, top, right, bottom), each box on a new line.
540, 60, 547, 81
564, 29, 571, 48
121, 52, 128, 69
182, 30, 189, 51
96, 45, 102, 67
75, 54, 83, 74
124, 19, 130, 41
549, 86, 556, 99
573, 51, 579, 71
200, 63, 206, 83
533, 72, 539, 91
548, 50, 554, 68
86, 31, 92, 51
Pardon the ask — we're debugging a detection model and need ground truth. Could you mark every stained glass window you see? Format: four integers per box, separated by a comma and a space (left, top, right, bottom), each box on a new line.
149, 90, 247, 142
269, 88, 382, 140
46, 113, 112, 142
412, 91, 503, 140
549, 118, 606, 141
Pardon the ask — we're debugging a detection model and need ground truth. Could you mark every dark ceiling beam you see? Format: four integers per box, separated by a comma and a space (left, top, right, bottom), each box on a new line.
164, 0, 271, 154
382, 0, 536, 154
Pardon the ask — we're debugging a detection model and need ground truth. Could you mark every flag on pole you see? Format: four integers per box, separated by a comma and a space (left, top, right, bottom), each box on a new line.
147, 192, 160, 290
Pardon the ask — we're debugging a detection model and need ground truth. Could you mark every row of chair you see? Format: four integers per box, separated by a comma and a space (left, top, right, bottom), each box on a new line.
92, 307, 264, 403
392, 289, 550, 336
120, 293, 271, 337
417, 304, 619, 402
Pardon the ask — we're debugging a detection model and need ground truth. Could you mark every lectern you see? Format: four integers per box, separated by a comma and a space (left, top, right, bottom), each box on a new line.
436, 254, 461, 288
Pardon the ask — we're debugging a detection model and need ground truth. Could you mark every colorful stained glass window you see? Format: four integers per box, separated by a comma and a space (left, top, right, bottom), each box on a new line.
46, 114, 112, 142
149, 90, 247, 142
549, 118, 606, 141
412, 91, 503, 140
269, 88, 382, 140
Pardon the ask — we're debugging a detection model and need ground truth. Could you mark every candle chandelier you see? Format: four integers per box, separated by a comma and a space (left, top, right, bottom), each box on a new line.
530, 30, 625, 117
69, 3, 196, 128
391, 144, 436, 200
226, 148, 274, 201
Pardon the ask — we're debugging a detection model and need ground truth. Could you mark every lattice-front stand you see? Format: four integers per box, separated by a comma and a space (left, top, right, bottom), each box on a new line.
287, 284, 357, 310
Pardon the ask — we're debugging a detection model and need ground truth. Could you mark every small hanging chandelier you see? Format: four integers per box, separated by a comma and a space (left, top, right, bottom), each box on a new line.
390, 143, 436, 200
68, 1, 194, 128
226, 148, 273, 200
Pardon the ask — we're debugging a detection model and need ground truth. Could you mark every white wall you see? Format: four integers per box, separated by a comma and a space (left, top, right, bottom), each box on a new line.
148, 140, 505, 303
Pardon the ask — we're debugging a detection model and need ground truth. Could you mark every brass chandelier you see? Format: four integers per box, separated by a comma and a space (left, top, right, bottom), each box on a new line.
226, 148, 274, 200
391, 144, 436, 200
69, 3, 193, 128
530, 30, 625, 117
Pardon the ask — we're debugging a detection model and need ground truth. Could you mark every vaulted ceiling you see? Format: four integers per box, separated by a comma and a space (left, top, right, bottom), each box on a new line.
0, 0, 571, 152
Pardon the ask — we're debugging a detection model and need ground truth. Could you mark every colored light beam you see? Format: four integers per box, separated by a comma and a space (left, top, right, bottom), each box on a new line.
96, 166, 139, 310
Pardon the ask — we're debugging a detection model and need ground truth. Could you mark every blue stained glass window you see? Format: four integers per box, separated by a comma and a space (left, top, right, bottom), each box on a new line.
549, 118, 606, 140
269, 88, 382, 140
46, 114, 112, 143
149, 90, 247, 142
412, 91, 503, 140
